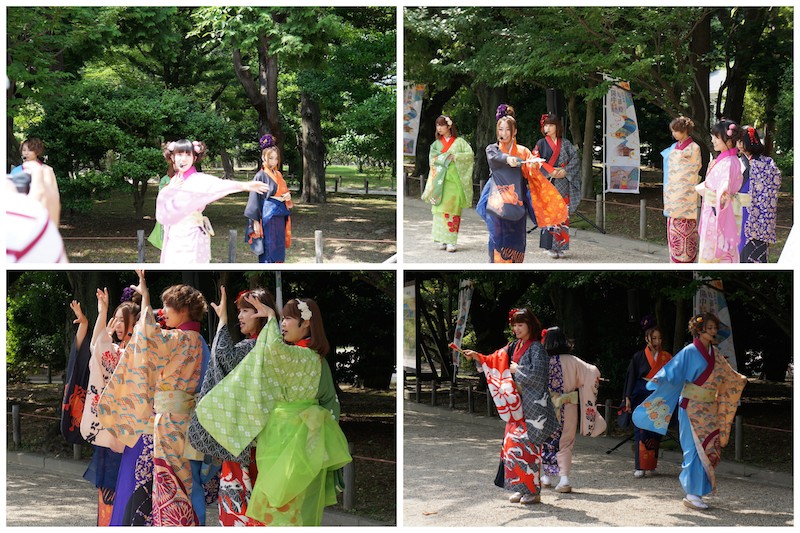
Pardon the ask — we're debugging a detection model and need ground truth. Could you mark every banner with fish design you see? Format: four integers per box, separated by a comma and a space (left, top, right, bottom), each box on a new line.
605, 80, 641, 193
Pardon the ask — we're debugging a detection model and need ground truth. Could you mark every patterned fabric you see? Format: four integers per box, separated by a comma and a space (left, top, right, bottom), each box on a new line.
97, 309, 205, 526
633, 339, 746, 495
697, 148, 743, 263
667, 217, 699, 263
244, 169, 292, 263
536, 137, 582, 214
664, 140, 701, 219
422, 137, 474, 207
542, 354, 606, 476
539, 219, 570, 253
61, 338, 90, 444
122, 434, 155, 526
156, 166, 245, 263
188, 326, 256, 463
97, 487, 115, 526
195, 318, 352, 525
740, 239, 769, 263
432, 212, 462, 244
146, 175, 171, 250
741, 155, 782, 249
218, 454, 264, 526
81, 334, 125, 453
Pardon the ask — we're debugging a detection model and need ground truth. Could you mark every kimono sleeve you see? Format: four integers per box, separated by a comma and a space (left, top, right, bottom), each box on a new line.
156, 172, 243, 226
486, 144, 512, 171
61, 338, 90, 444
317, 359, 341, 421
452, 138, 476, 205
514, 343, 559, 444
262, 317, 322, 399
568, 355, 606, 437
631, 345, 695, 435
716, 358, 747, 447
97, 308, 165, 448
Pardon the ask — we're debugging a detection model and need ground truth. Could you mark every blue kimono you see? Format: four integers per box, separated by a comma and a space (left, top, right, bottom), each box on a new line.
633, 339, 746, 496
244, 170, 291, 263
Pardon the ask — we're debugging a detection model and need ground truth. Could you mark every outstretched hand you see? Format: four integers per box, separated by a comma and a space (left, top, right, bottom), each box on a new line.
246, 181, 271, 194
210, 286, 228, 324
245, 293, 275, 319
96, 287, 110, 314
70, 300, 87, 325
461, 349, 478, 361
130, 269, 147, 297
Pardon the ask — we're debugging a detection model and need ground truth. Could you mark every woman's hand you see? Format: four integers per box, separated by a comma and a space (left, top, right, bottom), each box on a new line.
507, 157, 521, 168
210, 286, 228, 325
554, 168, 567, 179
252, 221, 264, 238
719, 191, 731, 209
281, 192, 292, 202
245, 293, 275, 320
246, 181, 271, 194
96, 288, 110, 314
625, 397, 631, 411
106, 316, 120, 339
509, 362, 518, 374
461, 349, 478, 361
130, 269, 150, 310
70, 300, 88, 326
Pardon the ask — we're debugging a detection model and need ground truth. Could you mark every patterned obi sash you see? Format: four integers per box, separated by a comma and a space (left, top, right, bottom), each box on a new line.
154, 390, 197, 414
551, 390, 579, 409
182, 211, 215, 236
680, 382, 716, 404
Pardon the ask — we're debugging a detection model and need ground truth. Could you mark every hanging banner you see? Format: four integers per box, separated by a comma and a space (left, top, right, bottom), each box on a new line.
694, 278, 738, 372
403, 282, 417, 371
605, 80, 641, 193
403, 83, 426, 157
451, 280, 474, 371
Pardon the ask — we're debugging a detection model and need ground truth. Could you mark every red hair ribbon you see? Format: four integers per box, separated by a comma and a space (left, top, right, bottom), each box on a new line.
748, 127, 756, 144
508, 308, 520, 324
235, 290, 250, 304
541, 329, 548, 343
540, 114, 548, 132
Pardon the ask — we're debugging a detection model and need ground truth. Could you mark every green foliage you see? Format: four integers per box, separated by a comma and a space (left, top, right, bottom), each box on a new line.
7, 272, 72, 381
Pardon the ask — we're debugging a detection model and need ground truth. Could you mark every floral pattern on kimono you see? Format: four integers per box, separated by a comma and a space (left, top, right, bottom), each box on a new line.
664, 139, 701, 219
156, 166, 245, 264
61, 338, 90, 444
81, 334, 125, 453
422, 136, 475, 244
195, 318, 352, 526
632, 339, 746, 496
697, 148, 743, 263
97, 309, 205, 526
741, 155, 782, 248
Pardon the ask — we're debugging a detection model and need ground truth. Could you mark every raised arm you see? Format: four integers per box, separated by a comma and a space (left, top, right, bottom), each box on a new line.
70, 300, 89, 350
210, 285, 228, 333
130, 269, 150, 311
90, 288, 111, 349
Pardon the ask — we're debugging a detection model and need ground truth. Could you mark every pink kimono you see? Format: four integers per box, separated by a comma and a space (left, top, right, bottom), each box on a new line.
156, 166, 244, 264
696, 148, 743, 263
542, 354, 606, 477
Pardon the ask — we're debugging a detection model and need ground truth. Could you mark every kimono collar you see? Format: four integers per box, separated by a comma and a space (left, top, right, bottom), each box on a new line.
675, 138, 694, 151
644, 346, 670, 380
177, 321, 201, 333
499, 139, 518, 157
263, 166, 280, 181
440, 135, 456, 153
176, 166, 198, 179
511, 339, 533, 364
545, 136, 561, 167
292, 337, 312, 349
692, 337, 715, 383
716, 147, 738, 162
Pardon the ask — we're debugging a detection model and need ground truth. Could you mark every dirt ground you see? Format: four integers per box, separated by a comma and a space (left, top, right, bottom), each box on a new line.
6, 382, 397, 524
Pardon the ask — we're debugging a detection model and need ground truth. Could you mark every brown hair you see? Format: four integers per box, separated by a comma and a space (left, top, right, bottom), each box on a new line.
235, 288, 279, 334
510, 308, 543, 341
711, 119, 742, 148
22, 137, 45, 158
669, 116, 694, 133
283, 298, 329, 357
113, 301, 141, 342
687, 313, 720, 338
644, 326, 663, 346
163, 139, 207, 178
161, 285, 208, 322
261, 146, 281, 171
435, 115, 458, 139
542, 114, 564, 138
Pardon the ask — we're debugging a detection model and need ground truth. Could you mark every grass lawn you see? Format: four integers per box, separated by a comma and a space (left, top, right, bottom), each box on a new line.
59, 172, 396, 264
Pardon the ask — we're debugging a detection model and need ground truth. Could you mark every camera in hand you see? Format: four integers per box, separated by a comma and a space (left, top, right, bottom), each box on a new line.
8, 170, 32, 194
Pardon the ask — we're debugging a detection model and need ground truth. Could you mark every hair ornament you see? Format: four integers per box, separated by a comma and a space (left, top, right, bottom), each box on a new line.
120, 286, 135, 303
259, 134, 276, 150
748, 126, 756, 144
540, 114, 549, 130
167, 141, 176, 152
296, 299, 312, 321
235, 290, 250, 304
444, 116, 453, 126
192, 140, 202, 154
727, 123, 737, 136
496, 104, 510, 121
508, 308, 520, 324
541, 328, 549, 343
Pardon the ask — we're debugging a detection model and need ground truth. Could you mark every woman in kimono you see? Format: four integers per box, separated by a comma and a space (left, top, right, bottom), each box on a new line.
536, 114, 581, 259
736, 126, 782, 262
156, 139, 269, 264
463, 308, 558, 504
633, 313, 747, 511
421, 115, 474, 252
98, 270, 210, 526
477, 105, 567, 263
18, 137, 61, 225
187, 286, 280, 526
663, 116, 702, 263
622, 325, 672, 478
244, 134, 292, 263
540, 327, 606, 493
696, 121, 744, 263
60, 299, 123, 526
195, 297, 351, 526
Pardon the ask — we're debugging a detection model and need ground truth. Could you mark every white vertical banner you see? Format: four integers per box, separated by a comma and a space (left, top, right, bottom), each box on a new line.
403, 83, 426, 157
451, 280, 474, 369
694, 278, 738, 372
605, 80, 641, 193
403, 282, 417, 371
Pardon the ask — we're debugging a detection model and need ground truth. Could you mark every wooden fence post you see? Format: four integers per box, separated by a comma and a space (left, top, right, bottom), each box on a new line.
343, 443, 355, 510
431, 381, 437, 406
315, 230, 323, 263
596, 194, 603, 229
467, 385, 474, 414
639, 199, 647, 239
229, 230, 238, 263
137, 230, 145, 262
73, 444, 81, 460
12, 404, 21, 447
364, 177, 369, 194
334, 177, 339, 193
735, 415, 743, 461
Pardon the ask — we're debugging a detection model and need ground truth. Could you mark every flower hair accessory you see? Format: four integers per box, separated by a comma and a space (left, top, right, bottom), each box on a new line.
167, 141, 176, 152
444, 116, 452, 126
296, 299, 312, 321
260, 134, 276, 150
727, 123, 737, 136
541, 328, 549, 343
120, 286, 136, 303
496, 104, 509, 121
192, 140, 202, 154
747, 126, 756, 144
540, 114, 548, 131
508, 308, 520, 324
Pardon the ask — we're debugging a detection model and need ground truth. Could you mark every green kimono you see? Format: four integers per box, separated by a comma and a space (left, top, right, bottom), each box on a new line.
146, 175, 171, 249
195, 317, 351, 526
421, 136, 475, 244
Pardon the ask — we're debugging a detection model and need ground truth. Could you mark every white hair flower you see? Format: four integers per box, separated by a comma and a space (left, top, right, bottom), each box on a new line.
444, 116, 453, 126
296, 299, 312, 321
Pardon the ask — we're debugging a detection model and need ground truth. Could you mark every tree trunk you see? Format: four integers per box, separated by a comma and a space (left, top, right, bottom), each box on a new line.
300, 92, 326, 204
412, 79, 464, 178
133, 180, 147, 219
581, 98, 596, 199
220, 148, 235, 179
7, 92, 20, 170
567, 94, 582, 149
720, 8, 770, 124
687, 8, 713, 171
473, 83, 508, 200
